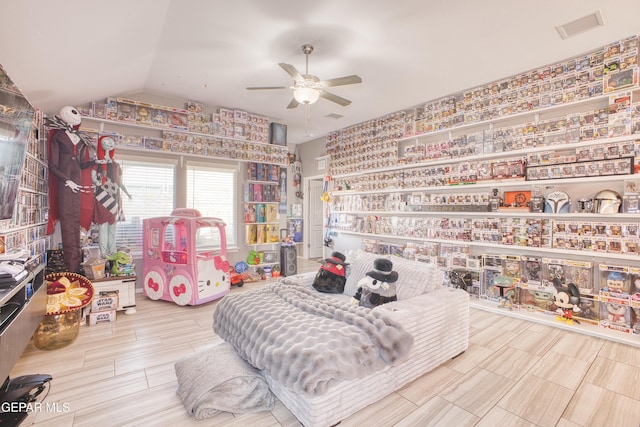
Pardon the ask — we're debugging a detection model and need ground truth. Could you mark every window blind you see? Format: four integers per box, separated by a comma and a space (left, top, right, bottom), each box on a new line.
186, 163, 237, 247
116, 158, 176, 253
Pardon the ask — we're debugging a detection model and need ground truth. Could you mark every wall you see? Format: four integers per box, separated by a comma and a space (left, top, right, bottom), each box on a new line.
297, 136, 328, 178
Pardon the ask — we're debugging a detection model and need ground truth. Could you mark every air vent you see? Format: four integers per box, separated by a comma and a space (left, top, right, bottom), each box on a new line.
556, 10, 605, 39
325, 113, 344, 120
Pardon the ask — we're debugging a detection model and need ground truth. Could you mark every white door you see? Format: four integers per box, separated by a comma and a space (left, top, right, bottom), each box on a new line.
308, 179, 325, 259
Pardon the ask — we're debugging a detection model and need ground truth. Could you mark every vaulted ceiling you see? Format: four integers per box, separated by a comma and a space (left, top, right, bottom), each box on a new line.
2, 1, 640, 144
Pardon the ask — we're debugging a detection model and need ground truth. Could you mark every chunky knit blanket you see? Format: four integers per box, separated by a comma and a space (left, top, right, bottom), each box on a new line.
213, 281, 414, 397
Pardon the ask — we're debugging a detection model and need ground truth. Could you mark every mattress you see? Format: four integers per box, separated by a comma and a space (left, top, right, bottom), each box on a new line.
262, 286, 470, 427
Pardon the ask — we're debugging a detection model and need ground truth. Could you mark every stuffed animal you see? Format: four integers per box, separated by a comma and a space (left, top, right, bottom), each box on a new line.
552, 278, 581, 324
106, 251, 134, 276
312, 251, 349, 294
351, 258, 398, 308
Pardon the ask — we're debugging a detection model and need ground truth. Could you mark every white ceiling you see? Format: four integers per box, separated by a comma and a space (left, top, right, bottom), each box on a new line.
2, 1, 640, 144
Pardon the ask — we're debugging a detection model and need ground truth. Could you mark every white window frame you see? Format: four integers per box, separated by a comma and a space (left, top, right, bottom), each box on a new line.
115, 154, 177, 255
185, 160, 238, 249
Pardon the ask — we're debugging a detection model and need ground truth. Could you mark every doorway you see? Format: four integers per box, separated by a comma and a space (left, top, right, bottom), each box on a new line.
303, 175, 325, 259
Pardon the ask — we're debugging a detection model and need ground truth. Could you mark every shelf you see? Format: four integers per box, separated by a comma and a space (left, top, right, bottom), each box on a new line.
325, 37, 640, 346
469, 298, 640, 348
333, 134, 639, 181
244, 221, 279, 225
334, 229, 640, 261
331, 173, 634, 196
80, 116, 288, 166
331, 87, 639, 180
396, 92, 615, 143
244, 201, 278, 204
331, 210, 640, 220
82, 115, 277, 147
246, 180, 280, 185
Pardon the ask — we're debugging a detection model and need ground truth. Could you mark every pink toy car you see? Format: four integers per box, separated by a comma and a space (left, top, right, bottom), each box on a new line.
142, 208, 230, 305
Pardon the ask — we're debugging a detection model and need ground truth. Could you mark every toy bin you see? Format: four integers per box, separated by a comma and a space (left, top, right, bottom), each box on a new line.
142, 208, 231, 306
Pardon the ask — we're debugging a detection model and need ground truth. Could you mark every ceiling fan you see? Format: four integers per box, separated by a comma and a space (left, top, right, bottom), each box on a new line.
247, 44, 362, 109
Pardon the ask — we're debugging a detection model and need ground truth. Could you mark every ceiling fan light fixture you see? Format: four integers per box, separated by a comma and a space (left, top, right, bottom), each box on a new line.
293, 87, 320, 104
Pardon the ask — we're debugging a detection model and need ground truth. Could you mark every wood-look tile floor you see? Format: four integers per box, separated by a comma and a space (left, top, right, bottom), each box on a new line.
9, 258, 640, 427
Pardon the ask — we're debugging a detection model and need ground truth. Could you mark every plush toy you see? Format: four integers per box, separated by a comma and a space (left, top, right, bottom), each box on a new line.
312, 251, 349, 294
351, 258, 398, 308
552, 278, 581, 324
106, 251, 134, 276
46, 106, 95, 273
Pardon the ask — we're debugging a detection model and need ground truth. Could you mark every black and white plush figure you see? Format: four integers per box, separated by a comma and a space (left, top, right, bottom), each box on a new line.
312, 251, 349, 294
351, 258, 398, 308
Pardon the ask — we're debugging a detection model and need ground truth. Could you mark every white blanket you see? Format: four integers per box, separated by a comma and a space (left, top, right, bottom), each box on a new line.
213, 281, 414, 397
175, 341, 274, 419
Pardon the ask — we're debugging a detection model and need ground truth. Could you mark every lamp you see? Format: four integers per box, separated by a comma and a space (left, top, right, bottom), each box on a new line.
293, 87, 320, 104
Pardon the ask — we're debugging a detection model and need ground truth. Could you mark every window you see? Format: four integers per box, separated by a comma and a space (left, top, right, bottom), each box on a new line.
116, 158, 176, 253
186, 163, 237, 248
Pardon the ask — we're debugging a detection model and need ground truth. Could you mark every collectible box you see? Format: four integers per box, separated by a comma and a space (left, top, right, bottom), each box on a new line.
599, 263, 630, 299
81, 257, 106, 280
92, 101, 106, 119
287, 218, 303, 243
136, 102, 153, 126
88, 309, 117, 326
116, 98, 137, 123
542, 257, 566, 287
520, 256, 542, 286
91, 291, 119, 312
105, 97, 118, 121
151, 105, 169, 127
564, 260, 594, 295
600, 300, 632, 333
575, 295, 600, 325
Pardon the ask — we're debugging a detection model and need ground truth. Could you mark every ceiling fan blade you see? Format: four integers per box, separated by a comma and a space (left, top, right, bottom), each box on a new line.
279, 63, 304, 81
246, 86, 290, 90
320, 91, 352, 107
320, 75, 362, 87
287, 98, 300, 109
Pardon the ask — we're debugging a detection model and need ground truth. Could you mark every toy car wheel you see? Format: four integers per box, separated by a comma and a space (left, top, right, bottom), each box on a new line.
236, 280, 244, 287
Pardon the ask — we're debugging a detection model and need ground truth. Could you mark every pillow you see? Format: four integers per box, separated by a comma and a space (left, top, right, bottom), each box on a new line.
393, 257, 437, 300
344, 251, 378, 297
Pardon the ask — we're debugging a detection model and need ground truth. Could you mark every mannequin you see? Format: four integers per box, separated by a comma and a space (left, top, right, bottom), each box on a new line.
92, 135, 131, 256
46, 106, 95, 273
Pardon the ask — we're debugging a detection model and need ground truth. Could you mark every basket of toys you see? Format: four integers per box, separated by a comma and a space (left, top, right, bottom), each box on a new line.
33, 272, 94, 350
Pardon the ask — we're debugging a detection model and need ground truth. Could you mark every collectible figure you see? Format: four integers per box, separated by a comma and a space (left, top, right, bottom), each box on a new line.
46, 106, 95, 273
602, 271, 627, 295
552, 278, 581, 324
92, 135, 132, 256
603, 302, 628, 326
312, 251, 349, 294
351, 258, 398, 308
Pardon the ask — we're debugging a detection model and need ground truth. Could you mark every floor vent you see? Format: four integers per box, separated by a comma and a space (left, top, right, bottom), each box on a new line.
556, 10, 605, 39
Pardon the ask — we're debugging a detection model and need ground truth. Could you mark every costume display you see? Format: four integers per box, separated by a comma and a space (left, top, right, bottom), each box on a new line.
312, 251, 349, 294
92, 135, 131, 255
46, 107, 95, 273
